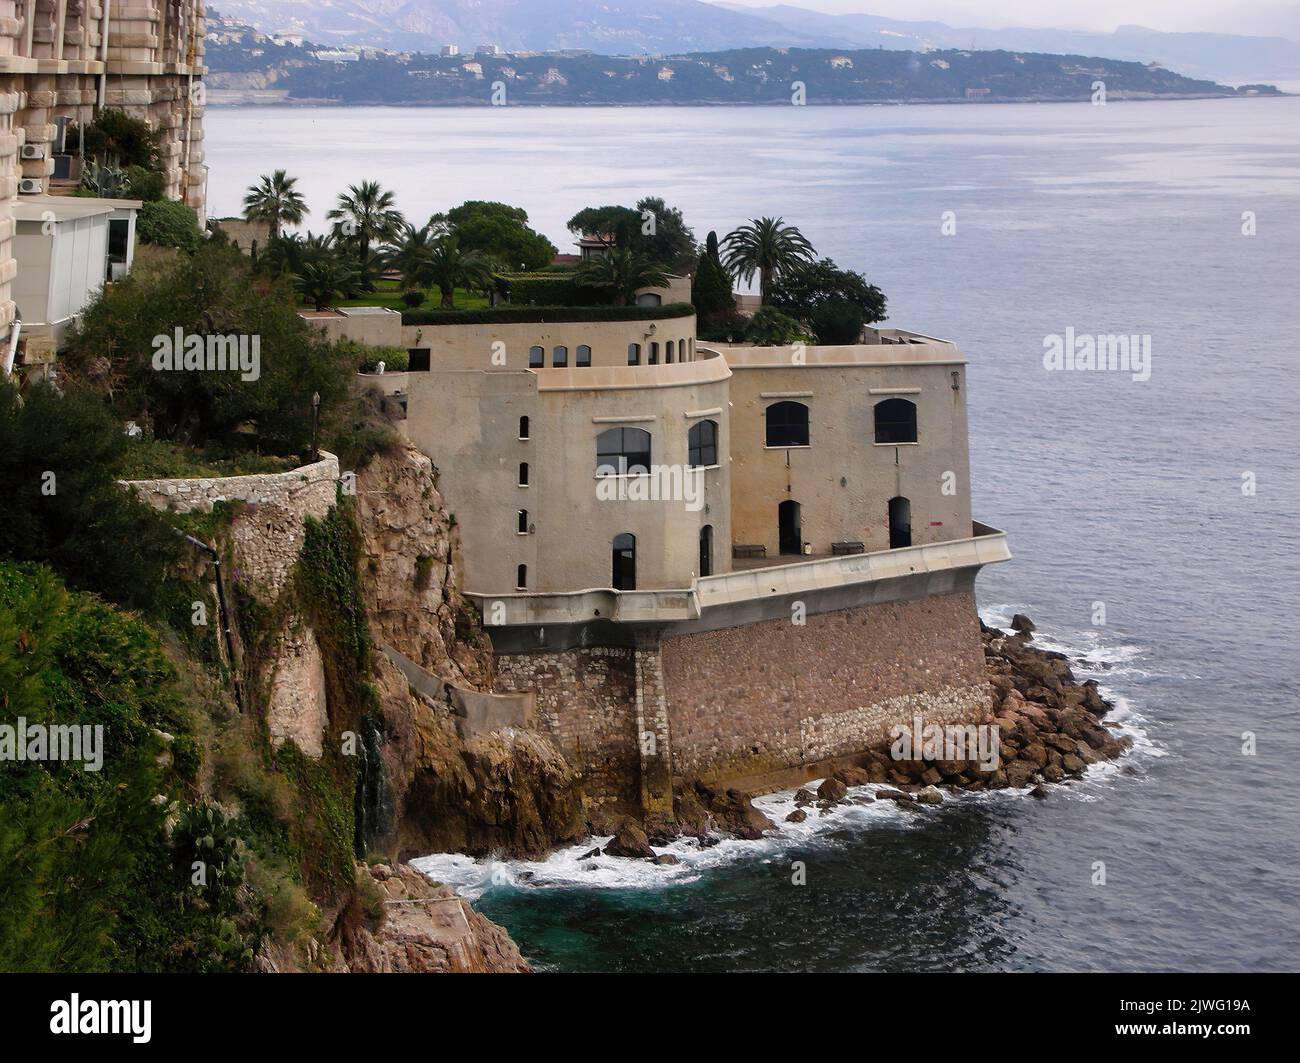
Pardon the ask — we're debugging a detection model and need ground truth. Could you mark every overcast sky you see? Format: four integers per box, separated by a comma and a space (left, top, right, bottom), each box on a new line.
718, 1, 1300, 40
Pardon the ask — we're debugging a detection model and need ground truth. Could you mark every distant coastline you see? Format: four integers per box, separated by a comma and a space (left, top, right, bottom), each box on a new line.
207, 90, 1277, 108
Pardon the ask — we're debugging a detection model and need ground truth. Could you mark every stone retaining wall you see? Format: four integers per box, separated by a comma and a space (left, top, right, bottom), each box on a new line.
493, 590, 992, 806
122, 452, 340, 595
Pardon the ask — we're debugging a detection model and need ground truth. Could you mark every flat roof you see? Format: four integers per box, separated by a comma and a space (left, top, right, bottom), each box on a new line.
12, 194, 143, 222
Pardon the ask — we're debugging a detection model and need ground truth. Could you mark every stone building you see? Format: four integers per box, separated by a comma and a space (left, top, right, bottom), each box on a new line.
315, 298, 1011, 815
0, 0, 206, 363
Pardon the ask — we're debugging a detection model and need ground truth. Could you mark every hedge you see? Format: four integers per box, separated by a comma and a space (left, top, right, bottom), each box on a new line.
402, 303, 696, 326
494, 273, 579, 307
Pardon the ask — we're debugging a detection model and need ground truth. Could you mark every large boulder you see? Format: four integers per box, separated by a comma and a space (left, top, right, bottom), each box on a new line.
817, 776, 849, 802
604, 819, 656, 859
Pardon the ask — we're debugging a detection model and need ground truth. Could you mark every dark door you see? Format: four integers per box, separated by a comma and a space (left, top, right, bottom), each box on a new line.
889, 496, 912, 549
612, 533, 636, 590
699, 525, 713, 577
778, 500, 802, 555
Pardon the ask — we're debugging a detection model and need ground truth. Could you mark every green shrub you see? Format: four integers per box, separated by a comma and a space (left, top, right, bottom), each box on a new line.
137, 199, 204, 253
402, 302, 695, 326
744, 306, 809, 346
495, 272, 579, 306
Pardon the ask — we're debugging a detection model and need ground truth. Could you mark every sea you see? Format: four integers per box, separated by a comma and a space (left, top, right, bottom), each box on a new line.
207, 97, 1300, 971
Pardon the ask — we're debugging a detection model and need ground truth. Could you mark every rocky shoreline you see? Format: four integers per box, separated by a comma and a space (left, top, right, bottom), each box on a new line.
597, 614, 1134, 855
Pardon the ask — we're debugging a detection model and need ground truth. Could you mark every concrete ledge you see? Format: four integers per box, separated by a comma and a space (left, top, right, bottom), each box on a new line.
381, 644, 533, 737
472, 524, 1011, 652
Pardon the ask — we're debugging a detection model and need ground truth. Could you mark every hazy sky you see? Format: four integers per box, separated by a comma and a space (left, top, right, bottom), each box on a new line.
718, 1, 1300, 39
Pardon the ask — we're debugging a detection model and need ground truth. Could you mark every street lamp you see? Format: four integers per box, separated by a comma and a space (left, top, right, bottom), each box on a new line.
311, 391, 321, 463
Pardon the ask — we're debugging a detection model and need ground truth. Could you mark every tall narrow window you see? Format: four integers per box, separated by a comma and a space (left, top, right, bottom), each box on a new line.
517, 564, 527, 588
596, 427, 652, 476
666, 340, 675, 363
528, 345, 544, 369
517, 509, 529, 534
699, 525, 714, 578
649, 342, 659, 365
612, 533, 637, 590
688, 419, 718, 468
874, 398, 918, 444
519, 415, 530, 439
889, 496, 912, 549
518, 462, 529, 486
765, 401, 810, 447
576, 344, 592, 367
628, 343, 641, 366
553, 345, 568, 368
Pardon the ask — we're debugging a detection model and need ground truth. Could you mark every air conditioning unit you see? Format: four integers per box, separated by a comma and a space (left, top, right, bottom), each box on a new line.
18, 178, 43, 195
20, 144, 46, 160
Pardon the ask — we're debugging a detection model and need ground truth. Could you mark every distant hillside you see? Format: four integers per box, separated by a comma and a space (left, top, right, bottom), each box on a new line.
209, 0, 1300, 86
205, 21, 1270, 107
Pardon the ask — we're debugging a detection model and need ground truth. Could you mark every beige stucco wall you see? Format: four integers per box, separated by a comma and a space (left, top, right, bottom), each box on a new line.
724, 344, 973, 556
401, 351, 731, 596
399, 312, 697, 371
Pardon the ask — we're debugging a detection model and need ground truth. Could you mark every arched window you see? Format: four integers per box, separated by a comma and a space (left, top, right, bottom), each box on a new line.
627, 343, 641, 366
518, 461, 529, 486
666, 340, 675, 363
688, 419, 718, 468
612, 533, 636, 590
596, 427, 652, 475
649, 342, 659, 365
517, 509, 529, 534
553, 345, 568, 368
518, 415, 530, 439
888, 496, 912, 549
765, 401, 809, 447
517, 564, 527, 588
636, 292, 663, 307
528, 345, 544, 369
576, 344, 592, 368
874, 398, 918, 444
699, 525, 714, 578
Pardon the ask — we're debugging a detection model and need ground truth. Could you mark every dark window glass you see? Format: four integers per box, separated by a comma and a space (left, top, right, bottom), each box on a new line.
576, 344, 592, 367
627, 343, 641, 365
596, 427, 652, 475
765, 401, 810, 447
517, 509, 529, 534
517, 564, 527, 588
649, 342, 659, 365
518, 462, 529, 486
553, 345, 568, 367
666, 340, 675, 363
528, 346, 544, 368
612, 533, 636, 590
688, 419, 718, 468
519, 415, 530, 439
874, 398, 918, 444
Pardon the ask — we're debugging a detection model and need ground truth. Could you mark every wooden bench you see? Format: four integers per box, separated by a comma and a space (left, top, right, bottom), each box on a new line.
732, 544, 767, 559
832, 541, 865, 556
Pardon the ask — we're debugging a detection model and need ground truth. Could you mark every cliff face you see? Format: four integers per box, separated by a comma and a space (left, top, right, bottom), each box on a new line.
355, 444, 587, 861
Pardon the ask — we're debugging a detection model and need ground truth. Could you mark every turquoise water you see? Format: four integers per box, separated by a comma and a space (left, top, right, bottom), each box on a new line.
207, 98, 1300, 971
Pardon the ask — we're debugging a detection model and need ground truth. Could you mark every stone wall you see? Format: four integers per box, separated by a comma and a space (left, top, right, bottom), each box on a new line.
122, 452, 340, 755
661, 590, 991, 782
123, 452, 339, 596
495, 645, 641, 814
493, 589, 993, 807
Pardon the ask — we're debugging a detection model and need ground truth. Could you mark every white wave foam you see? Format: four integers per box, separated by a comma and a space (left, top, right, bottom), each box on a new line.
411, 610, 1160, 900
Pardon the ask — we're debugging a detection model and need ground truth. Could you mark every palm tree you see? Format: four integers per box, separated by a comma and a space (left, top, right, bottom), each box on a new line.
720, 217, 816, 305
574, 249, 669, 307
326, 181, 404, 263
425, 236, 495, 309
277, 232, 357, 311
385, 222, 439, 291
242, 170, 306, 239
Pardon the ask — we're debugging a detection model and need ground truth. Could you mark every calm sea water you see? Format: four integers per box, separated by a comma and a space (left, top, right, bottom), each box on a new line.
208, 99, 1300, 971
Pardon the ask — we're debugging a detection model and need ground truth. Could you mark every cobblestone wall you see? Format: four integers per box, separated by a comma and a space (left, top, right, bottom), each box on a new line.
494, 645, 641, 813
494, 590, 993, 804
661, 591, 992, 781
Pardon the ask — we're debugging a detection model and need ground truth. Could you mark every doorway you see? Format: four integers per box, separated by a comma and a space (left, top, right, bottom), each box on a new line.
612, 533, 637, 590
778, 500, 802, 555
888, 496, 912, 549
